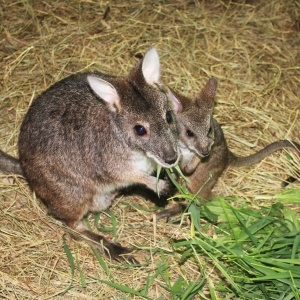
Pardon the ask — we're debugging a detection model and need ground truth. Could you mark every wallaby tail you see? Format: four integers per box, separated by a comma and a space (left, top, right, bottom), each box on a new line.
0, 149, 24, 176
228, 140, 300, 167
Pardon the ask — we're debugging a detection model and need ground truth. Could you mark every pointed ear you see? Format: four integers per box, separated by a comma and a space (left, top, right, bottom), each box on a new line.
167, 87, 183, 114
141, 47, 160, 85
87, 75, 121, 112
196, 77, 218, 109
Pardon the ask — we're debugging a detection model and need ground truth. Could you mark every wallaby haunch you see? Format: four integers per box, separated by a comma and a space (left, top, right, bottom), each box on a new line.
0, 47, 179, 262
156, 78, 300, 220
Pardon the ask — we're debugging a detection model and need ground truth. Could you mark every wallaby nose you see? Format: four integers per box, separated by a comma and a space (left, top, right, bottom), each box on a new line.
201, 150, 210, 157
164, 156, 178, 166
199, 146, 210, 157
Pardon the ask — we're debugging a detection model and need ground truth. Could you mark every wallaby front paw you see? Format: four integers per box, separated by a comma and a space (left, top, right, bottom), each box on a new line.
182, 164, 196, 175
157, 179, 176, 197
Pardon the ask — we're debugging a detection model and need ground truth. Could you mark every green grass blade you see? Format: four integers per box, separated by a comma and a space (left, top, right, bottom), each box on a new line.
99, 280, 151, 299
181, 281, 204, 300
189, 203, 201, 233
93, 212, 101, 228
289, 271, 300, 300
166, 168, 185, 194
230, 206, 258, 246
189, 237, 242, 294
90, 247, 112, 280
174, 164, 190, 184
283, 207, 300, 232
273, 189, 300, 204
208, 279, 219, 300
275, 258, 300, 265
76, 255, 87, 288
193, 172, 212, 198
156, 164, 162, 197
106, 211, 117, 238
62, 236, 75, 293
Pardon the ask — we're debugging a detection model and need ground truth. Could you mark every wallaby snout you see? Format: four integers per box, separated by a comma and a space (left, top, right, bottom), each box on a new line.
152, 127, 179, 167
147, 146, 178, 168
194, 138, 214, 158
199, 148, 210, 157
163, 153, 178, 166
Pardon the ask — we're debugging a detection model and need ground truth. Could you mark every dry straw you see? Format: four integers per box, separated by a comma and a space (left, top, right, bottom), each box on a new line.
0, 0, 299, 299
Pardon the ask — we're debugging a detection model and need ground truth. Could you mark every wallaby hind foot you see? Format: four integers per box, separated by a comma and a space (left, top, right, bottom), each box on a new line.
73, 221, 138, 263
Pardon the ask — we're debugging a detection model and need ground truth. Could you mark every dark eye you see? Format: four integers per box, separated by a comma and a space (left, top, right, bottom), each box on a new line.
186, 129, 194, 137
166, 111, 173, 124
208, 126, 213, 135
134, 125, 147, 136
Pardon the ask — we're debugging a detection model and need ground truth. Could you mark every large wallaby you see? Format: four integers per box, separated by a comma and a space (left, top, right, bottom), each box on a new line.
156, 77, 300, 219
0, 47, 180, 262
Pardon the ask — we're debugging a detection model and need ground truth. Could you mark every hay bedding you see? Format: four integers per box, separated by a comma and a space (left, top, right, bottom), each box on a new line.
0, 0, 299, 298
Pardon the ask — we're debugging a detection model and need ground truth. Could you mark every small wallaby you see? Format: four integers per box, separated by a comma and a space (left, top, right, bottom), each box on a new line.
156, 77, 300, 220
0, 47, 180, 262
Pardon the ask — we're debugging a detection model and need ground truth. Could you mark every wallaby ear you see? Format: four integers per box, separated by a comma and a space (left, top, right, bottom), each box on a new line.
196, 77, 218, 109
141, 47, 160, 85
167, 87, 183, 114
87, 75, 121, 112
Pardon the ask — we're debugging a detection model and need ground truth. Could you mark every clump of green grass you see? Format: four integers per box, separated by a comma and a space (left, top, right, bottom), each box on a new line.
165, 167, 300, 299
172, 195, 300, 299
63, 166, 300, 299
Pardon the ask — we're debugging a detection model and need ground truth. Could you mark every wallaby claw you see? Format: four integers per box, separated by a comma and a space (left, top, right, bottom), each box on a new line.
104, 241, 139, 264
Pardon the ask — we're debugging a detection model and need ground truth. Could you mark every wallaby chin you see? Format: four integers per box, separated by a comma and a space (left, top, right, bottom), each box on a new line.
147, 152, 179, 168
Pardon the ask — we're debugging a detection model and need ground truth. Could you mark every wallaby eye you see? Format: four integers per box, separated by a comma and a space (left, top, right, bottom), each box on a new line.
134, 125, 147, 136
208, 126, 212, 135
166, 111, 173, 124
186, 129, 194, 137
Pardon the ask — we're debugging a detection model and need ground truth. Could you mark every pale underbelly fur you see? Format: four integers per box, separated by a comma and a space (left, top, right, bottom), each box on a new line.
91, 150, 156, 212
